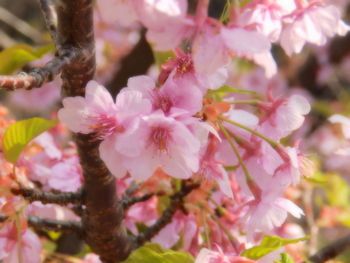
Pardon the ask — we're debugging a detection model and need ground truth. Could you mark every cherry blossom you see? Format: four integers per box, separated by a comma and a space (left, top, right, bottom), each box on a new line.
280, 1, 349, 55
329, 114, 350, 139
0, 223, 42, 263
243, 189, 304, 237
115, 111, 201, 180
258, 94, 311, 140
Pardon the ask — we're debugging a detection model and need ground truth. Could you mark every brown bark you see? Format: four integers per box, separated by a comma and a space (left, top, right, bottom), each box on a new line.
11, 188, 82, 205
0, 48, 78, 90
56, 1, 132, 262
309, 234, 350, 263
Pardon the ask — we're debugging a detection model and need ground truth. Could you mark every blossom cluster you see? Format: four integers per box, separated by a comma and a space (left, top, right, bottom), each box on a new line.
0, 0, 349, 262
57, 0, 350, 261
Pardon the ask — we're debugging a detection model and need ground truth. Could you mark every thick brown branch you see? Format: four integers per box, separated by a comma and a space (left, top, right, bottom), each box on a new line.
134, 181, 200, 248
11, 188, 82, 205
57, 1, 132, 262
0, 215, 83, 234
0, 47, 79, 91
309, 234, 350, 263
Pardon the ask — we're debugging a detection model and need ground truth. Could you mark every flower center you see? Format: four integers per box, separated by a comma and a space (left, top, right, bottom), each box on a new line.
88, 114, 122, 139
149, 126, 171, 152
175, 54, 194, 77
154, 93, 173, 114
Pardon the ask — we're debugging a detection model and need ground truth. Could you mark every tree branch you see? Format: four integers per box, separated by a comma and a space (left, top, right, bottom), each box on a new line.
28, 216, 83, 234
57, 1, 132, 262
134, 181, 200, 248
0, 215, 83, 234
38, 0, 58, 46
309, 234, 350, 263
122, 193, 154, 209
0, 47, 80, 90
11, 188, 82, 205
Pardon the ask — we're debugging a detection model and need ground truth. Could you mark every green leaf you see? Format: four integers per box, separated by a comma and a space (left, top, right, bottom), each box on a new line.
242, 236, 308, 260
2, 117, 57, 163
274, 253, 295, 263
326, 174, 350, 207
153, 51, 175, 68
122, 243, 194, 263
305, 171, 327, 185
208, 85, 260, 101
0, 44, 53, 74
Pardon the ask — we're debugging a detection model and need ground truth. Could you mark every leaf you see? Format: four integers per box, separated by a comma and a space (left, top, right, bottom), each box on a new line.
242, 236, 308, 260
305, 171, 327, 185
208, 85, 260, 101
2, 117, 57, 163
274, 253, 295, 263
326, 174, 350, 207
0, 44, 53, 74
122, 243, 194, 263
153, 51, 175, 68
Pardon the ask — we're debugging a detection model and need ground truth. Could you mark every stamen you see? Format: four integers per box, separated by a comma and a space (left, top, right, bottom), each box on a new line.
149, 127, 171, 153
88, 114, 121, 139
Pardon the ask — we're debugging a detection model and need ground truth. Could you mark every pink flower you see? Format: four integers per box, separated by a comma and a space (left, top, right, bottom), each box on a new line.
273, 146, 302, 186
59, 80, 152, 137
192, 27, 230, 90
152, 212, 197, 249
27, 202, 79, 221
96, 0, 138, 27
34, 133, 62, 160
0, 223, 41, 263
115, 111, 201, 180
160, 49, 228, 92
126, 74, 203, 116
220, 26, 276, 77
58, 80, 119, 135
258, 95, 311, 140
132, 0, 193, 50
199, 136, 233, 198
99, 134, 128, 179
125, 197, 158, 234
329, 114, 350, 139
9, 80, 61, 112
238, 2, 285, 42
280, 1, 349, 55
243, 190, 303, 237
48, 156, 82, 192
221, 27, 271, 57
59, 80, 153, 179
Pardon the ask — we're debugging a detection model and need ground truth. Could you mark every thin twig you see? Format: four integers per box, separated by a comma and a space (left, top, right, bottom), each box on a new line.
134, 181, 200, 248
0, 214, 83, 234
39, 0, 58, 45
124, 181, 139, 198
122, 193, 154, 209
0, 6, 44, 43
308, 234, 350, 263
11, 188, 82, 205
28, 216, 83, 234
0, 47, 80, 90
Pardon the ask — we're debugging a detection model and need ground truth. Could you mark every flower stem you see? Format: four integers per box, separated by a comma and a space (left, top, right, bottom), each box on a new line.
220, 116, 279, 148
